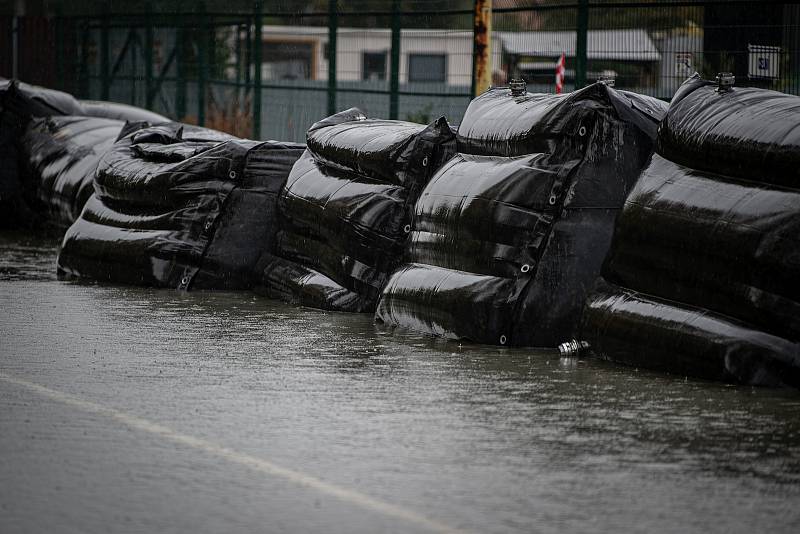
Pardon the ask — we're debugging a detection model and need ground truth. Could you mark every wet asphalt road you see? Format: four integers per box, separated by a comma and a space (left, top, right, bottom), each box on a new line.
1, 232, 800, 534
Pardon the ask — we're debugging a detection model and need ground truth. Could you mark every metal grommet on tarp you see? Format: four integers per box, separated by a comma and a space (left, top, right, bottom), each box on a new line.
177, 265, 198, 291
178, 274, 191, 291
548, 194, 557, 205
228, 170, 237, 179
520, 264, 530, 273
578, 125, 587, 137
499, 335, 507, 345
403, 224, 412, 233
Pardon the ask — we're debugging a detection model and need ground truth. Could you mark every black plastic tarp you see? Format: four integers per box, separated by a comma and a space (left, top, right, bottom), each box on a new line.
581, 76, 800, 386
1, 78, 86, 118
376, 83, 666, 346
1, 79, 83, 228
258, 255, 365, 312
1, 79, 168, 229
582, 280, 800, 388
78, 100, 169, 124
306, 108, 455, 187
20, 115, 125, 228
58, 122, 305, 289
0, 79, 168, 124
257, 108, 456, 312
602, 154, 800, 342
658, 75, 800, 187
456, 83, 665, 157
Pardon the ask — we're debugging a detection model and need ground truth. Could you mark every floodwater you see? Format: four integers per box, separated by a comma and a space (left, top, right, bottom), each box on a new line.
1, 231, 799, 534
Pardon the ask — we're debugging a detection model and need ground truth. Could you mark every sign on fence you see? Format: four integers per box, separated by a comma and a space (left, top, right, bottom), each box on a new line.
748, 44, 781, 80
675, 52, 693, 77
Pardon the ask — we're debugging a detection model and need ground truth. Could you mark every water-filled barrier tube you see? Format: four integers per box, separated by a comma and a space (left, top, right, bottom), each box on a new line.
581, 75, 800, 387
78, 100, 170, 124
20, 115, 125, 228
57, 122, 304, 289
375, 82, 666, 346
1, 79, 168, 229
256, 108, 457, 312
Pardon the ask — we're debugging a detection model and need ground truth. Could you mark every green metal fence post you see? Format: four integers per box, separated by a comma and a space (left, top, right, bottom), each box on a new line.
235, 23, 243, 85
54, 13, 63, 90
327, 0, 338, 116
245, 19, 252, 87
101, 12, 110, 100
575, 0, 589, 89
79, 19, 90, 98
389, 0, 401, 120
131, 28, 138, 105
176, 20, 187, 120
253, 5, 263, 139
145, 4, 154, 108
198, 3, 208, 126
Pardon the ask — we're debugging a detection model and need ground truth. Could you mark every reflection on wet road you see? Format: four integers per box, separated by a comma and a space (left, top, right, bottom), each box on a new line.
2, 233, 800, 533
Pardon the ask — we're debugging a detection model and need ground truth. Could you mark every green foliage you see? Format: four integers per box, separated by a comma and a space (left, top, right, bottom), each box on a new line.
405, 103, 434, 124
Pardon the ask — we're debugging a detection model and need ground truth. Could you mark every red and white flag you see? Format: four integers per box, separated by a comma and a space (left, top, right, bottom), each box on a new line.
555, 53, 566, 94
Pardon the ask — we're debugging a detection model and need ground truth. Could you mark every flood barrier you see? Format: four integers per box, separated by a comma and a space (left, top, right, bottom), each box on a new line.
581, 75, 800, 387
57, 122, 304, 289
376, 82, 666, 346
1, 79, 168, 229
20, 116, 124, 228
4, 76, 800, 388
256, 108, 456, 312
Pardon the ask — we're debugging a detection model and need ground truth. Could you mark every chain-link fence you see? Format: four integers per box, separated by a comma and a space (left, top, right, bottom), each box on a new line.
2, 0, 798, 141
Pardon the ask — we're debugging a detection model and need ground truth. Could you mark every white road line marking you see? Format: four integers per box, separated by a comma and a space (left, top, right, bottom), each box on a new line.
0, 371, 468, 534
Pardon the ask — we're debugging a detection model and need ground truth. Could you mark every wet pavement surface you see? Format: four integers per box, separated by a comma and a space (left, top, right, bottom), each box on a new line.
1, 231, 800, 533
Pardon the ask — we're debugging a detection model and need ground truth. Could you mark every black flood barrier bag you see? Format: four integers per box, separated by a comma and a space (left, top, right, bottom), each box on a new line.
78, 100, 169, 124
57, 122, 305, 289
582, 281, 800, 388
1, 79, 83, 228
0, 79, 168, 229
456, 83, 665, 157
259, 108, 457, 312
305, 108, 455, 186
581, 77, 800, 387
0, 78, 169, 122
258, 255, 365, 312
0, 78, 86, 118
375, 83, 666, 347
657, 75, 800, 188
20, 115, 125, 228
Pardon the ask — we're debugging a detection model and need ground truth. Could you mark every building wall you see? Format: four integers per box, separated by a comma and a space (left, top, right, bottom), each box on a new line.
261, 26, 502, 86
654, 29, 704, 95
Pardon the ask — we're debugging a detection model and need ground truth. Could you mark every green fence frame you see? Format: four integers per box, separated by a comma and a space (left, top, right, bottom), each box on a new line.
49, 0, 800, 140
